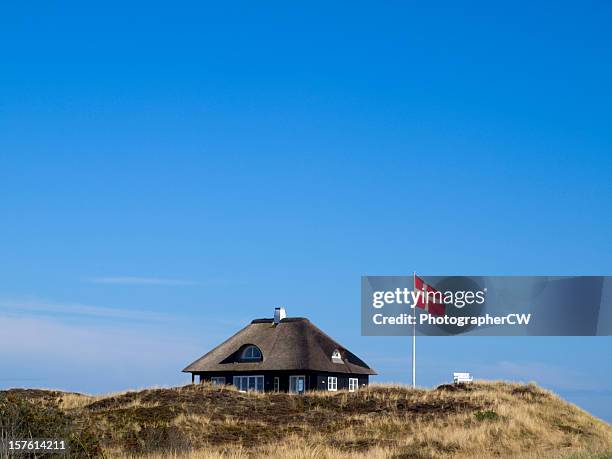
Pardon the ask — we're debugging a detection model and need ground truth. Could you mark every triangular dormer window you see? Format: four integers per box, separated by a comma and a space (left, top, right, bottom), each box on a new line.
331, 349, 343, 363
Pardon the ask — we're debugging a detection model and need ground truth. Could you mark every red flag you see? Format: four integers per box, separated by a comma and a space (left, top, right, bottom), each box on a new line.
414, 274, 445, 316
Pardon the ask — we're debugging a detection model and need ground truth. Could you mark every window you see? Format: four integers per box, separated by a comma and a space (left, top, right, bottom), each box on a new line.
327, 376, 337, 391
233, 375, 264, 392
331, 349, 343, 363
211, 377, 226, 385
348, 378, 358, 392
273, 377, 280, 392
241, 345, 262, 361
289, 375, 305, 394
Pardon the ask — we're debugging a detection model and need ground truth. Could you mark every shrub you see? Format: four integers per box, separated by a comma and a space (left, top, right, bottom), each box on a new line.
0, 393, 102, 458
474, 409, 499, 421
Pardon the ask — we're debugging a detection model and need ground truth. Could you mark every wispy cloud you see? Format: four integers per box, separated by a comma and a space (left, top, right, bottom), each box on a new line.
0, 297, 171, 322
0, 297, 240, 393
86, 276, 199, 286
0, 312, 203, 392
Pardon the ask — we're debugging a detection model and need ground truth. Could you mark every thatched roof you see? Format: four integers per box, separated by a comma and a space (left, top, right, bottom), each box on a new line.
183, 317, 376, 375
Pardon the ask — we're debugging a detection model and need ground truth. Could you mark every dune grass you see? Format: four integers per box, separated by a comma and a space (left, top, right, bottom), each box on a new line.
2, 381, 611, 458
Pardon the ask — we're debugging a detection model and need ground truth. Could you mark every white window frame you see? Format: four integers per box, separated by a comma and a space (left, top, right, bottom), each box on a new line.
327, 376, 338, 391
348, 378, 358, 392
233, 375, 264, 392
210, 376, 226, 385
273, 377, 280, 392
241, 345, 262, 360
331, 349, 343, 363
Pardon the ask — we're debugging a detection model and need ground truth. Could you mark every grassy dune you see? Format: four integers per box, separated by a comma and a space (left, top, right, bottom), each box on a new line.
1, 382, 611, 458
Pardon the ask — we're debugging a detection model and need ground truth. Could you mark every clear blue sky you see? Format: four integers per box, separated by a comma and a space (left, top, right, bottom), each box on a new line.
1, 1, 611, 422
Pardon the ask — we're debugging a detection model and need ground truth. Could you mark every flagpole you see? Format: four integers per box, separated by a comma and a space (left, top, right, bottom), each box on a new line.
412, 271, 416, 389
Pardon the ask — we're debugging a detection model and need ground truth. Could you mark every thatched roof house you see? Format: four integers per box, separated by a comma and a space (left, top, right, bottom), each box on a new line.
183, 308, 376, 393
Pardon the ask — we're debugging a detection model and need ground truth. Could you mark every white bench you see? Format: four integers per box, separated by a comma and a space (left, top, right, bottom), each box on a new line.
453, 372, 473, 384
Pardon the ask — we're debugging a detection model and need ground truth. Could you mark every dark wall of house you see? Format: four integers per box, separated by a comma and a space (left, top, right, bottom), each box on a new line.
313, 373, 369, 391
194, 371, 369, 392
196, 371, 310, 392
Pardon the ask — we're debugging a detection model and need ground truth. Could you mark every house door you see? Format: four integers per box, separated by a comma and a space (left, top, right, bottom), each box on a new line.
289, 375, 305, 394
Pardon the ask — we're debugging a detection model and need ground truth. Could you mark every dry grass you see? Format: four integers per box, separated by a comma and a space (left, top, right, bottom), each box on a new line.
3, 382, 611, 459
111, 447, 612, 459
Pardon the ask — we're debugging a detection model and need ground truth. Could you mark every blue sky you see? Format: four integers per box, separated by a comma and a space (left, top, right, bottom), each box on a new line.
1, 1, 611, 421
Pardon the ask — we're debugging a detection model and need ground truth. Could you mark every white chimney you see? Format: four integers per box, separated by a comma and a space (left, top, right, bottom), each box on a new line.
274, 307, 286, 324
